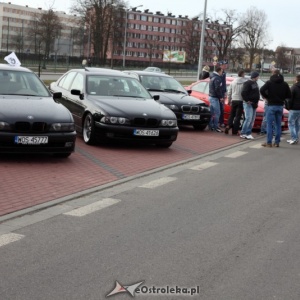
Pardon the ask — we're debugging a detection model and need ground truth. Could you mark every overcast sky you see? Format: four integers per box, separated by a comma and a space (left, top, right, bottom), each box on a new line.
11, 0, 299, 50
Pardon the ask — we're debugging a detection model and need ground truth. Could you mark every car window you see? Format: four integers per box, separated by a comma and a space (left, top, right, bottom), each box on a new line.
58, 72, 77, 90
70, 73, 84, 92
0, 70, 50, 96
191, 81, 209, 93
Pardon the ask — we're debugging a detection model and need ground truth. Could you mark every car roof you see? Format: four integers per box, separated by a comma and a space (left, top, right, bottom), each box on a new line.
69, 67, 133, 78
0, 63, 32, 72
124, 70, 171, 77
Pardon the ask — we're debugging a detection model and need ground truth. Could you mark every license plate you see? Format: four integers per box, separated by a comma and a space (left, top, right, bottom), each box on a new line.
15, 136, 48, 144
182, 114, 200, 120
133, 129, 159, 136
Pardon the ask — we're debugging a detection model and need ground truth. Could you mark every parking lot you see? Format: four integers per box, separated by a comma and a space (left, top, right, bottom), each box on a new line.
0, 128, 245, 218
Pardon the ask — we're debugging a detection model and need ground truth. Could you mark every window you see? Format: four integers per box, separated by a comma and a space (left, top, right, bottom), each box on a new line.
141, 15, 147, 21
70, 73, 84, 92
128, 13, 134, 20
160, 18, 165, 24
159, 27, 164, 32
172, 20, 176, 25
148, 25, 152, 31
135, 14, 140, 20
166, 19, 171, 24
141, 25, 147, 30
135, 24, 140, 29
153, 17, 159, 22
153, 27, 158, 32
165, 28, 170, 33
59, 72, 77, 90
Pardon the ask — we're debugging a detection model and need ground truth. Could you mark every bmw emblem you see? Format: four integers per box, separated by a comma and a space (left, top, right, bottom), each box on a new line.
27, 116, 34, 119
143, 113, 147, 116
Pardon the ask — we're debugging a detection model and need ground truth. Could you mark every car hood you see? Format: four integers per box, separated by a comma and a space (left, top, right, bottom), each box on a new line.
0, 96, 73, 122
89, 96, 176, 119
149, 92, 206, 106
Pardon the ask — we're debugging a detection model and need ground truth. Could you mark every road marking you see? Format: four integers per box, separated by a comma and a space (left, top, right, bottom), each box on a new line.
139, 177, 177, 189
225, 151, 247, 158
0, 233, 24, 248
189, 161, 218, 171
63, 198, 121, 217
250, 143, 263, 149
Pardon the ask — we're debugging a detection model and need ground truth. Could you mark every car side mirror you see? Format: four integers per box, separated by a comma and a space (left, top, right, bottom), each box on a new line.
187, 89, 192, 95
52, 92, 62, 100
71, 89, 84, 100
153, 95, 160, 101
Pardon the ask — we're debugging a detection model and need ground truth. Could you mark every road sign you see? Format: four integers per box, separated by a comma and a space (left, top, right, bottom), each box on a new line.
213, 56, 218, 61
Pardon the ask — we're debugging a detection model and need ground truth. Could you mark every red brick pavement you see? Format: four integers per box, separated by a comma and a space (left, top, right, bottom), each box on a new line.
0, 128, 245, 217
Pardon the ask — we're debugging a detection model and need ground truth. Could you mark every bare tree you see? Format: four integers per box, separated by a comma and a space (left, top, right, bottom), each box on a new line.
72, 0, 125, 66
238, 7, 270, 70
276, 45, 292, 71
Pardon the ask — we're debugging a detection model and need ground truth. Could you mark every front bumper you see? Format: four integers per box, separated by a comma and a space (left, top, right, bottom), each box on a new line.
0, 131, 76, 154
94, 122, 178, 143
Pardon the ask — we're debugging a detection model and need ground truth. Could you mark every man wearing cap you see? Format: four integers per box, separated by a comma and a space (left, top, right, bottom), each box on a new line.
240, 71, 260, 139
260, 69, 291, 147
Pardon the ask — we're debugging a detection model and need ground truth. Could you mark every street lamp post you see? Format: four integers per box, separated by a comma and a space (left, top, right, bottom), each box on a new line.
123, 5, 143, 68
197, 0, 208, 81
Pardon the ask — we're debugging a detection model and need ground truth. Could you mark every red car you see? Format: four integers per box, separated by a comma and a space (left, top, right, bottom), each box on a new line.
186, 76, 289, 130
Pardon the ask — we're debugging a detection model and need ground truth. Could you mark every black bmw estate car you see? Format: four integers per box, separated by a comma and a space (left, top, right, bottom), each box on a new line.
49, 68, 178, 148
124, 70, 211, 130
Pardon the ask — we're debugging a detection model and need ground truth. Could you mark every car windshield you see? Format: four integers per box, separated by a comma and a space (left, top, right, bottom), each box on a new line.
0, 70, 50, 97
86, 75, 152, 99
140, 75, 187, 94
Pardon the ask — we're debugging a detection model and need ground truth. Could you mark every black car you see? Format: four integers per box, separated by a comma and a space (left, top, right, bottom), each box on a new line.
0, 64, 76, 157
124, 71, 211, 130
49, 68, 178, 148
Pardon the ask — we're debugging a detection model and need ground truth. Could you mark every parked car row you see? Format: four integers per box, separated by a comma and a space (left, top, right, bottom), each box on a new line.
0, 65, 289, 158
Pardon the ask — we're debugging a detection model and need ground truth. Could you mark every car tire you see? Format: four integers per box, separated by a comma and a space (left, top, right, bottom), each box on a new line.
193, 123, 208, 130
53, 153, 72, 158
83, 113, 97, 145
156, 142, 173, 148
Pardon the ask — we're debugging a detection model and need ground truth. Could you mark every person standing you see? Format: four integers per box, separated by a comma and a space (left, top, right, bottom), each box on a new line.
199, 65, 210, 80
260, 69, 291, 147
219, 63, 227, 128
208, 66, 224, 132
240, 71, 260, 140
286, 74, 300, 144
225, 70, 247, 135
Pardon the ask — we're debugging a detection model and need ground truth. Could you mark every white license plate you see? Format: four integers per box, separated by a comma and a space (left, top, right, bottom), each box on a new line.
182, 114, 200, 120
15, 136, 48, 144
133, 129, 159, 136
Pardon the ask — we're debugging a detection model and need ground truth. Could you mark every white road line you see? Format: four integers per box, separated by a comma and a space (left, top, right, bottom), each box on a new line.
139, 177, 177, 189
250, 143, 264, 149
225, 151, 248, 158
63, 198, 121, 217
189, 161, 219, 171
0, 233, 24, 248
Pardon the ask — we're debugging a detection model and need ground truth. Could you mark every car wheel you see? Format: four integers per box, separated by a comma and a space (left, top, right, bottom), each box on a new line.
193, 123, 208, 130
156, 142, 173, 148
83, 113, 97, 145
53, 153, 72, 158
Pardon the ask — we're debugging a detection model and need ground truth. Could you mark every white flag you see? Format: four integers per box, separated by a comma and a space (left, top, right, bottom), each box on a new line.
4, 52, 21, 67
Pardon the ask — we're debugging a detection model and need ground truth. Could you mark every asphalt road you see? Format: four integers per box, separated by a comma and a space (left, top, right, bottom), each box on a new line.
1, 138, 300, 299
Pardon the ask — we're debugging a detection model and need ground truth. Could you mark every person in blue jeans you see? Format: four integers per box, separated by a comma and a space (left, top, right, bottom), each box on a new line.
208, 66, 224, 132
260, 69, 291, 147
287, 74, 300, 144
260, 100, 276, 135
219, 63, 227, 127
240, 72, 260, 140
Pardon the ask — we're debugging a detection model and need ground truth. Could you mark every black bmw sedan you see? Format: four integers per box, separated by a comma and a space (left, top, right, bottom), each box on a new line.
49, 68, 178, 148
0, 64, 76, 157
123, 71, 211, 130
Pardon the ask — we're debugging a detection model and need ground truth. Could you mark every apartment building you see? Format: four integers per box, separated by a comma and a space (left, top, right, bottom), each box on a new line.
0, 2, 81, 58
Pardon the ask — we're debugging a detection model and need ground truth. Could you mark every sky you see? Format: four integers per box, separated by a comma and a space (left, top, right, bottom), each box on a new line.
9, 0, 299, 51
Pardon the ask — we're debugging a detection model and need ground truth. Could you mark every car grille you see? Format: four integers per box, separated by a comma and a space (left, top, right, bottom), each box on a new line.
181, 105, 199, 113
133, 118, 159, 127
14, 122, 48, 133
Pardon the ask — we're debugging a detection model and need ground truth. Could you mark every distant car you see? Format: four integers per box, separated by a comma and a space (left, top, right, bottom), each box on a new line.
124, 70, 211, 130
143, 67, 163, 73
49, 68, 178, 148
185, 76, 289, 130
0, 64, 76, 157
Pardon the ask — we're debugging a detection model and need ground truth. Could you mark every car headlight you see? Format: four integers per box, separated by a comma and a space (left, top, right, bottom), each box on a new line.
49, 122, 75, 132
164, 104, 179, 111
0, 121, 12, 131
160, 119, 177, 127
100, 116, 130, 125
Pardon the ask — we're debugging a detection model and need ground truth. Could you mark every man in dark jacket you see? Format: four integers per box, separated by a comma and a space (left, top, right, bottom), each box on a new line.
240, 71, 260, 139
208, 66, 224, 132
287, 74, 300, 144
260, 69, 291, 147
